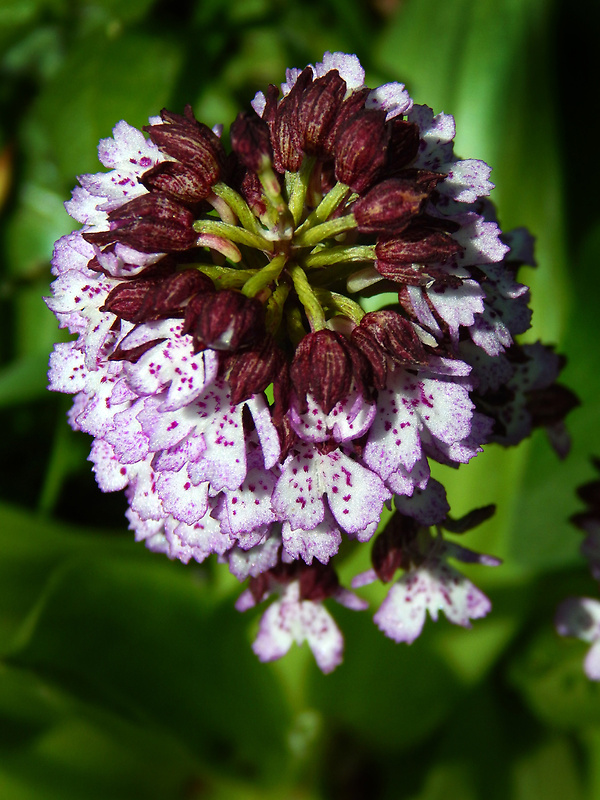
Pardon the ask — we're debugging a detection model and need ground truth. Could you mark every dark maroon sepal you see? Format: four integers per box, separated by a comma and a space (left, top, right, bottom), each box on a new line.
227, 335, 285, 405
334, 109, 390, 193
183, 289, 265, 352
139, 161, 213, 204
83, 193, 197, 253
376, 224, 463, 267
352, 310, 428, 388
290, 329, 366, 414
270, 67, 313, 173
136, 269, 214, 321
297, 69, 347, 156
230, 111, 273, 172
144, 105, 225, 186
298, 562, 340, 601
352, 178, 429, 235
321, 88, 369, 158
101, 278, 160, 321
108, 338, 166, 363
371, 514, 420, 582
385, 119, 420, 173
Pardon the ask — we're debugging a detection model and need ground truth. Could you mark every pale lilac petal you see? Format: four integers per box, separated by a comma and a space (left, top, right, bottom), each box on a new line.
220, 462, 278, 536
407, 105, 455, 171
246, 394, 281, 469
282, 508, 342, 565
289, 389, 376, 444
375, 559, 492, 643
322, 449, 391, 534
272, 444, 325, 531
426, 279, 485, 345
227, 534, 281, 580
164, 512, 231, 564
48, 342, 86, 393
556, 597, 600, 644
156, 469, 209, 525
351, 568, 378, 589
366, 82, 412, 118
454, 213, 510, 266
89, 439, 129, 492
438, 159, 493, 204
97, 119, 161, 170
123, 321, 219, 410
314, 51, 365, 90
386, 456, 430, 496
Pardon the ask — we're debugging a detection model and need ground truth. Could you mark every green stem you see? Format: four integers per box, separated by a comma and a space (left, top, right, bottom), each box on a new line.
212, 182, 263, 235
265, 283, 290, 333
295, 181, 351, 236
289, 263, 326, 331
241, 253, 287, 297
314, 289, 365, 324
287, 157, 315, 226
286, 304, 307, 347
194, 264, 258, 289
193, 219, 273, 252
303, 244, 376, 269
293, 213, 357, 248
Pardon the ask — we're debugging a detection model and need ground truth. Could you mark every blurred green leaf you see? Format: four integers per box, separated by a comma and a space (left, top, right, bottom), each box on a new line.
509, 621, 600, 730
31, 30, 182, 185
6, 554, 293, 784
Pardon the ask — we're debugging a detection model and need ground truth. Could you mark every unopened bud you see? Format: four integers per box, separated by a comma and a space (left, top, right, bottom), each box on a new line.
183, 289, 265, 352
83, 193, 197, 253
334, 109, 390, 193
353, 178, 428, 235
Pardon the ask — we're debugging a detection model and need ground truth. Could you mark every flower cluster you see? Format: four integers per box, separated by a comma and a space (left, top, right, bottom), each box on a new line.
47, 52, 574, 672
556, 460, 600, 679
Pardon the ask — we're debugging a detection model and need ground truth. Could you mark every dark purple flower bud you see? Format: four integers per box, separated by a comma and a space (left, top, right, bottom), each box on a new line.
183, 289, 265, 352
334, 109, 390, 193
351, 310, 428, 389
135, 269, 214, 321
227, 335, 286, 405
144, 105, 225, 188
101, 269, 212, 323
270, 67, 313, 173
240, 169, 268, 218
376, 224, 463, 268
296, 69, 347, 156
321, 87, 369, 158
352, 178, 429, 235
83, 193, 197, 253
101, 277, 161, 321
139, 161, 213, 204
385, 119, 420, 173
290, 329, 367, 414
230, 111, 273, 172
371, 514, 420, 582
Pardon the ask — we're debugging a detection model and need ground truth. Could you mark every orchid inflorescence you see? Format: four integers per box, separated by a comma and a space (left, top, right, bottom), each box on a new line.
46, 52, 576, 672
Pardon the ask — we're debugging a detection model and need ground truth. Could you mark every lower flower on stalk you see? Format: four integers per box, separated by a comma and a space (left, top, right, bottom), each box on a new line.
46, 51, 575, 672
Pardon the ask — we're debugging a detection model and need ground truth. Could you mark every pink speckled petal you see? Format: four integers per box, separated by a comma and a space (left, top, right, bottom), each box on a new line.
323, 449, 390, 534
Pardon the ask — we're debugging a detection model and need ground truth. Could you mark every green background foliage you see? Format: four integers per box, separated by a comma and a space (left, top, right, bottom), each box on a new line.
0, 0, 598, 796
